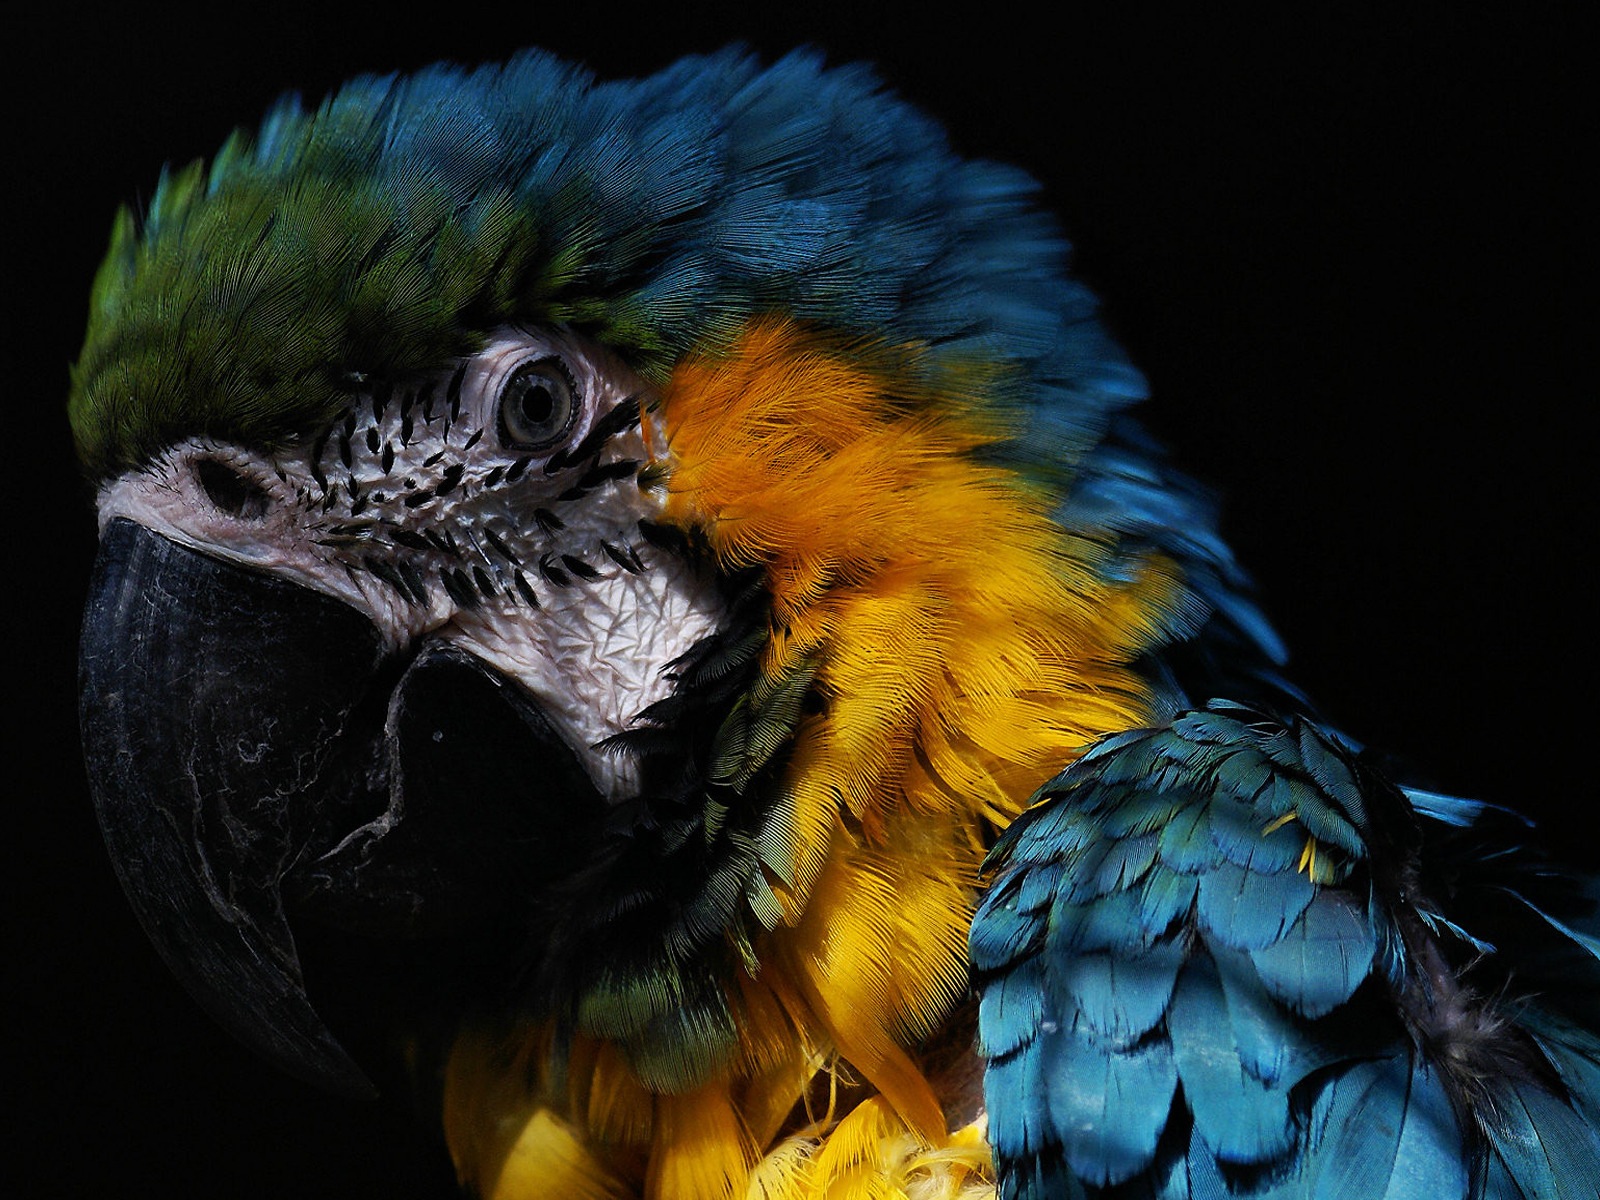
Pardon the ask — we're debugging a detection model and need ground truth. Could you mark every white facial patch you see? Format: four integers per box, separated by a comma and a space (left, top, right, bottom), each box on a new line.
96, 326, 725, 800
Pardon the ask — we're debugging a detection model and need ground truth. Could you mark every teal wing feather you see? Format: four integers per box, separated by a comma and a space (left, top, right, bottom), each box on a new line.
972, 700, 1600, 1199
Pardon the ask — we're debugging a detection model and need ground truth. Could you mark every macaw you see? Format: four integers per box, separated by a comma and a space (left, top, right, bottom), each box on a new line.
69, 48, 1600, 1199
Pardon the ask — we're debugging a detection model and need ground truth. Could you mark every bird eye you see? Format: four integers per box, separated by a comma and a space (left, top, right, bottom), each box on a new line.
497, 357, 580, 451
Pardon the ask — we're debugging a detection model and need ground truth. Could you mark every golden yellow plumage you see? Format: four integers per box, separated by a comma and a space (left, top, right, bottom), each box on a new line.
442, 318, 1185, 1198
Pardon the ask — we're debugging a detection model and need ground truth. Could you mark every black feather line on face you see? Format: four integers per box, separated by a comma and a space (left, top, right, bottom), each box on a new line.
291, 376, 653, 617
568, 393, 643, 466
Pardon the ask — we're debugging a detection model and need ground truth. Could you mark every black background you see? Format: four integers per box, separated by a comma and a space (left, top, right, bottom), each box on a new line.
6, 4, 1587, 1196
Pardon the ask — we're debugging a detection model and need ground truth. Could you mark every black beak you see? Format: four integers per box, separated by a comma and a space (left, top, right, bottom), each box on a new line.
79, 519, 602, 1096
80, 519, 384, 1095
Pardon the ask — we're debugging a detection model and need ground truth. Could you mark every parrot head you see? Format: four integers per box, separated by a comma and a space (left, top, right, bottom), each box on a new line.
71, 48, 1227, 1190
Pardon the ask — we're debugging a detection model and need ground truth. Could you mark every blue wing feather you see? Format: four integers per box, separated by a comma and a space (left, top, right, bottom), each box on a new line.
1195, 859, 1316, 951
973, 701, 1600, 1198
1247, 890, 1375, 1018
1304, 1050, 1469, 1200
1055, 942, 1185, 1049
1166, 951, 1299, 1164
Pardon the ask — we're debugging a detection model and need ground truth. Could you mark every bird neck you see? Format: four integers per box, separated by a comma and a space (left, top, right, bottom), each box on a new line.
443, 316, 1186, 1198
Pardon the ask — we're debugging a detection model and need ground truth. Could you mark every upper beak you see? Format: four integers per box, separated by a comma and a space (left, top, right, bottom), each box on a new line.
80, 518, 384, 1095
79, 519, 602, 1095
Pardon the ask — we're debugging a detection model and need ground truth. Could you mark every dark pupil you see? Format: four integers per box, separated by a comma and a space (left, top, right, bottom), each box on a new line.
517, 380, 556, 427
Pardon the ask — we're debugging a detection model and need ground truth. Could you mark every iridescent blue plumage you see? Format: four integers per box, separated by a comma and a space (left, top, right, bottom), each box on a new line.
973, 701, 1600, 1198
73, 47, 1145, 491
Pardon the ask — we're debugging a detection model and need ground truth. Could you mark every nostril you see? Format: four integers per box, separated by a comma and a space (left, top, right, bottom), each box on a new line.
196, 458, 272, 520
